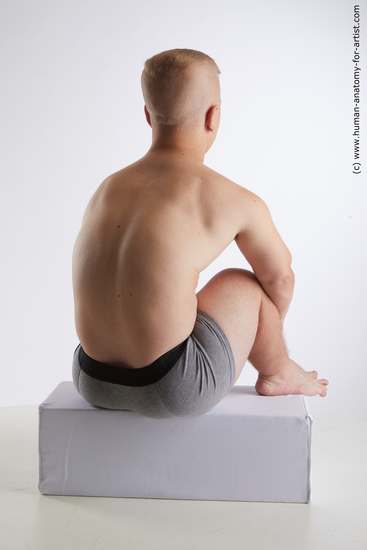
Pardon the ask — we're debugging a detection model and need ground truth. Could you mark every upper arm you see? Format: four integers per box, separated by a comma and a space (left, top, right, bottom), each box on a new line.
235, 192, 293, 284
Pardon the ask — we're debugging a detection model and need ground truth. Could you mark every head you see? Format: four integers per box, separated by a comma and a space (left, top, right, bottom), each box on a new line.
141, 49, 221, 150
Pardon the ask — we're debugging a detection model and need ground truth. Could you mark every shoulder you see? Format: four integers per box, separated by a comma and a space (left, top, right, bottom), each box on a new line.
202, 165, 260, 199
81, 178, 109, 224
81, 167, 135, 224
201, 165, 268, 225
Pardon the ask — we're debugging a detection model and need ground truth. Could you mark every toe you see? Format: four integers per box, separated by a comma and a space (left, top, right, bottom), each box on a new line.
318, 382, 328, 396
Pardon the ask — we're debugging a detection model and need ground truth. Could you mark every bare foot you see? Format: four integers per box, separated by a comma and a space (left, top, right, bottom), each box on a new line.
255, 359, 329, 397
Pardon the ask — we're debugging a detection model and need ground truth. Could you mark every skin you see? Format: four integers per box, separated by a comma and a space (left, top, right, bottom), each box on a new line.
72, 63, 329, 397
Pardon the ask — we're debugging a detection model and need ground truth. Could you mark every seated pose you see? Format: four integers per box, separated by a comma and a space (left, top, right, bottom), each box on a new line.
72, 48, 328, 418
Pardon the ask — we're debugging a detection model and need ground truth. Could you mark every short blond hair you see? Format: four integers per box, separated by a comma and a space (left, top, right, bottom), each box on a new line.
144, 48, 220, 78
142, 49, 221, 128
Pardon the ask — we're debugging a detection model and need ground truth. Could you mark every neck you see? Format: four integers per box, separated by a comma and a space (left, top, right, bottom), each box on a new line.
147, 126, 207, 163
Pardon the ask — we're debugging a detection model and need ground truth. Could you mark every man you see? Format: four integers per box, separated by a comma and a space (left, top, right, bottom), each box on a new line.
72, 49, 328, 418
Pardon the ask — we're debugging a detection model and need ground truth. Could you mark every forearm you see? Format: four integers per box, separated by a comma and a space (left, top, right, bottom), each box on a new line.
259, 269, 295, 322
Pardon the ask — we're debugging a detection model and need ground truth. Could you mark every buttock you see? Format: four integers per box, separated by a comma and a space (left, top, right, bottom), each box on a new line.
72, 310, 235, 419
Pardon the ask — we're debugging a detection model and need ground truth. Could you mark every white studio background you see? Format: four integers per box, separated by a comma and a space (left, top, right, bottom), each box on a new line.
1, 0, 366, 421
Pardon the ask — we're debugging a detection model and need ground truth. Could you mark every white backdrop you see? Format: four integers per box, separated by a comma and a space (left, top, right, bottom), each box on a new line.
1, 0, 366, 421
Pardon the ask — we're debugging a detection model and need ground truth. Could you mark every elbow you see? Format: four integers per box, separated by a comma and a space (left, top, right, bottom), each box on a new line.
262, 267, 294, 288
279, 268, 295, 296
282, 267, 295, 286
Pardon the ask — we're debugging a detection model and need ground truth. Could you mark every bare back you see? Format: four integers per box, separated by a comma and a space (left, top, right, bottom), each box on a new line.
73, 152, 252, 367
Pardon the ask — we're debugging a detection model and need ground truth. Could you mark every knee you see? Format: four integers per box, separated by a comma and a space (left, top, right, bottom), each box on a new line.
197, 267, 263, 316
212, 268, 259, 287
209, 268, 263, 298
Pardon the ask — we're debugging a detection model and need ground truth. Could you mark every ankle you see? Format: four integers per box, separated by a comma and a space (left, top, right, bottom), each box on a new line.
254, 357, 292, 381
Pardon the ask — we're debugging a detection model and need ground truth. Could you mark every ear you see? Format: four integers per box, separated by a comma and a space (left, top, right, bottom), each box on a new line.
144, 105, 152, 128
205, 105, 219, 132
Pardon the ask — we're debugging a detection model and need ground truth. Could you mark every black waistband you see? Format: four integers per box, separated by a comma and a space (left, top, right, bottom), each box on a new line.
77, 339, 188, 387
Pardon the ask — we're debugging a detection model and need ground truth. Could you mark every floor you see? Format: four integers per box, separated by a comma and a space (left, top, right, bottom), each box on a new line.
0, 405, 366, 550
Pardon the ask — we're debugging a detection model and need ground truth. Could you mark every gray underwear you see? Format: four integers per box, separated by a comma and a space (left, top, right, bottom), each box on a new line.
72, 310, 235, 419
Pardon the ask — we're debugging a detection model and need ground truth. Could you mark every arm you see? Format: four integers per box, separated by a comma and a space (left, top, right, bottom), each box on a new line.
235, 192, 294, 323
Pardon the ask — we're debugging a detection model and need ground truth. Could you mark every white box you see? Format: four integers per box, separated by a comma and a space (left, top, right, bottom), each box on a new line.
38, 382, 312, 502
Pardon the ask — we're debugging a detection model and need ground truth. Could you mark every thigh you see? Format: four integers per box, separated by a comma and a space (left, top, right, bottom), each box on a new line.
156, 310, 236, 416
196, 268, 262, 382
